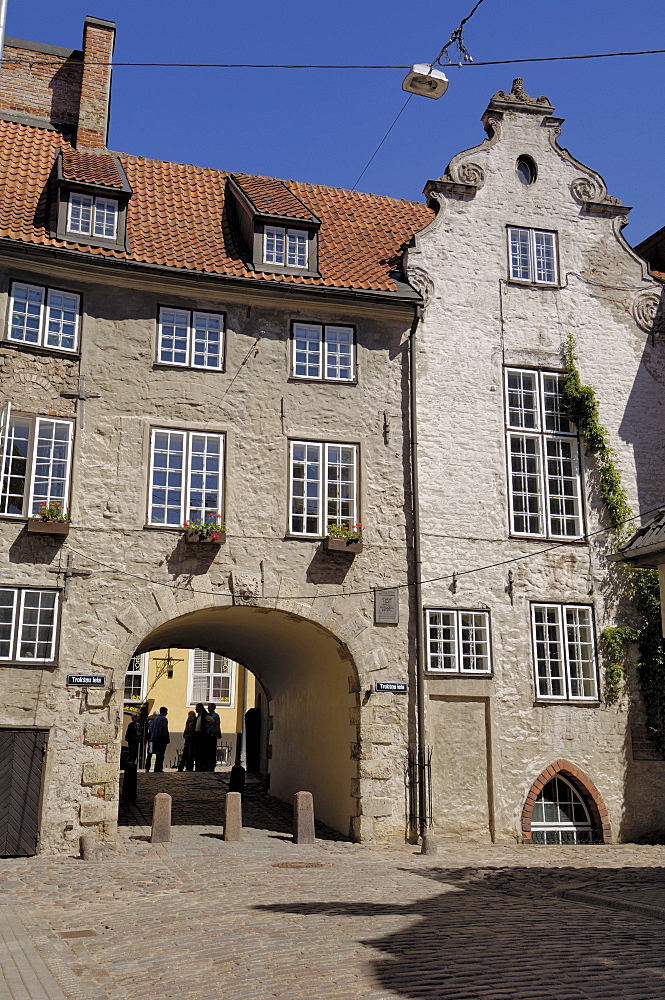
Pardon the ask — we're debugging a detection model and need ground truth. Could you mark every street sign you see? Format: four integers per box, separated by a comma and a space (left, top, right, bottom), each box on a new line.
374, 587, 399, 624
375, 681, 408, 694
66, 673, 106, 687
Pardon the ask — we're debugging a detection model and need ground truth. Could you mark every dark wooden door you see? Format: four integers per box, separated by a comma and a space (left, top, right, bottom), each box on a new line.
0, 729, 47, 857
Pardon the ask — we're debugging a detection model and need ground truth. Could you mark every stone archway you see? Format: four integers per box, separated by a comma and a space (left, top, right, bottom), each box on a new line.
106, 600, 363, 837
521, 759, 611, 844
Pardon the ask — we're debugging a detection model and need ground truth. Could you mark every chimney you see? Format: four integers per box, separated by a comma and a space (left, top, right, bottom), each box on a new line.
76, 16, 115, 149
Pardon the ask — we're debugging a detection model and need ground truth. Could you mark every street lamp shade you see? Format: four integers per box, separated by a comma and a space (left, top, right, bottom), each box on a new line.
402, 64, 449, 99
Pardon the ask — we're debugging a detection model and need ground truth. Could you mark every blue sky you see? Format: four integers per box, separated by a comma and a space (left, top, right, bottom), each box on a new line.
10, 1, 664, 244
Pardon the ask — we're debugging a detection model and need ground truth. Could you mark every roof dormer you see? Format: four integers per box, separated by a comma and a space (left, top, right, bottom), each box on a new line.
54, 147, 132, 251
228, 173, 321, 277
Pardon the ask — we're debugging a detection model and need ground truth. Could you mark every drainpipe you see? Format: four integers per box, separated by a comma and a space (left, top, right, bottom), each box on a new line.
408, 302, 427, 840
0, 0, 8, 70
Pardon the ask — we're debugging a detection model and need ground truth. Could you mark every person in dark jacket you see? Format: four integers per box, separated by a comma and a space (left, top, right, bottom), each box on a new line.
125, 715, 141, 764
193, 703, 214, 771
178, 710, 197, 772
147, 706, 170, 772
207, 702, 221, 771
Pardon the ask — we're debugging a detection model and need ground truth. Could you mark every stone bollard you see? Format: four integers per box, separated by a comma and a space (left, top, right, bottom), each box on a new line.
229, 764, 246, 794
122, 761, 137, 802
150, 792, 172, 844
293, 791, 316, 845
79, 830, 100, 861
223, 791, 243, 842
420, 834, 438, 856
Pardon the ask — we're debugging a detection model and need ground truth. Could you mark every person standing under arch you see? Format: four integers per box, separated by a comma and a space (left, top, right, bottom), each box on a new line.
207, 702, 221, 771
193, 703, 214, 771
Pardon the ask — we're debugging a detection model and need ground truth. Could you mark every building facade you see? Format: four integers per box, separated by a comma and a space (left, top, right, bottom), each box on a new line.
1, 19, 665, 857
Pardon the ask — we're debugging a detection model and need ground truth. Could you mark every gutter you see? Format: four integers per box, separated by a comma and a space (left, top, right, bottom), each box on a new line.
0, 239, 423, 309
408, 301, 426, 840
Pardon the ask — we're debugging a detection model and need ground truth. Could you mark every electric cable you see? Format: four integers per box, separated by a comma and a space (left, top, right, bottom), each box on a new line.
58, 501, 665, 604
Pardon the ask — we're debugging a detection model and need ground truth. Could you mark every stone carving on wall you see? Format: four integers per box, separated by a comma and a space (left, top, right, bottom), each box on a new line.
231, 571, 262, 606
570, 176, 603, 204
490, 78, 553, 111
632, 289, 665, 335
456, 161, 485, 188
407, 266, 435, 308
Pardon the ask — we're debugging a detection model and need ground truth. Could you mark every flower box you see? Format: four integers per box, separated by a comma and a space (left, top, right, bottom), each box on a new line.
322, 536, 363, 554
185, 529, 225, 544
27, 518, 70, 537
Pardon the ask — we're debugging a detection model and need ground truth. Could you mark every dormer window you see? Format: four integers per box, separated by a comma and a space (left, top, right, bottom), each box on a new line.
67, 193, 118, 240
55, 148, 131, 251
228, 174, 321, 277
264, 226, 308, 268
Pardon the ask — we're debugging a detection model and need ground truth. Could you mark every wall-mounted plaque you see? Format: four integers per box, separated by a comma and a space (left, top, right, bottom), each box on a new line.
66, 674, 106, 687
375, 681, 408, 694
374, 587, 399, 624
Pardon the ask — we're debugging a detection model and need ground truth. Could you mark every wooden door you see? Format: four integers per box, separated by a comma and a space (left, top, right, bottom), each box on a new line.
0, 729, 47, 857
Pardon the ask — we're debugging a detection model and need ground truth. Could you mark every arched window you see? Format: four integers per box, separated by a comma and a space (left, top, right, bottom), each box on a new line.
531, 775, 594, 844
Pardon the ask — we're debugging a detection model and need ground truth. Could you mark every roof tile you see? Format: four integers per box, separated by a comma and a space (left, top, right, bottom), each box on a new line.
61, 148, 125, 189
0, 119, 433, 293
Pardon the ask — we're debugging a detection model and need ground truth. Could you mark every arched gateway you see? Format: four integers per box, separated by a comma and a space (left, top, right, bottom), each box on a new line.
130, 603, 360, 834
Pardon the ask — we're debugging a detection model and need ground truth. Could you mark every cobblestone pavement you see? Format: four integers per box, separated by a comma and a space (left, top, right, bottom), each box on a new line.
2, 773, 665, 999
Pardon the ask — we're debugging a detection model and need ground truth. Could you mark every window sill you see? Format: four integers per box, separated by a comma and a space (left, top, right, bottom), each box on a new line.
506, 278, 560, 290
425, 671, 493, 678
2, 339, 80, 359
509, 533, 588, 546
1, 659, 58, 669
534, 699, 600, 707
288, 375, 358, 386
152, 362, 226, 374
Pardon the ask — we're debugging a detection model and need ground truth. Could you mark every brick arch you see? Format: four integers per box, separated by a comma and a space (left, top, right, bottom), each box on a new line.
521, 759, 611, 844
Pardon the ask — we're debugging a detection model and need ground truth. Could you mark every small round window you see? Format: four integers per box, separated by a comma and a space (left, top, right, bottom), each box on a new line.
516, 156, 536, 186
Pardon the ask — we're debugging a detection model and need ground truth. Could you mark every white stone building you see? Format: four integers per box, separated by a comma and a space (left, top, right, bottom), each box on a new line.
1, 17, 664, 856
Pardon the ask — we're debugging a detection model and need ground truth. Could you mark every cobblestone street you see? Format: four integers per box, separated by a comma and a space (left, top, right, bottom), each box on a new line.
2, 773, 665, 1000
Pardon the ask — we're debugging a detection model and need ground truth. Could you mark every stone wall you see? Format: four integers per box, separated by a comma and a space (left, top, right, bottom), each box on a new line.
0, 254, 415, 853
408, 82, 665, 843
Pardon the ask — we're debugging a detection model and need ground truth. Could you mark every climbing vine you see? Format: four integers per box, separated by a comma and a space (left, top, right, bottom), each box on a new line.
562, 333, 632, 538
561, 336, 665, 744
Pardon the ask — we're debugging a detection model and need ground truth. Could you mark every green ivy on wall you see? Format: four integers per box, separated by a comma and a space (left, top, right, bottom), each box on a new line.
563, 335, 665, 750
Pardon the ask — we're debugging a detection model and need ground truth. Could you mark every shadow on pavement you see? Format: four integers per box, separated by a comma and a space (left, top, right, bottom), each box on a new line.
118, 770, 349, 841
256, 863, 665, 1000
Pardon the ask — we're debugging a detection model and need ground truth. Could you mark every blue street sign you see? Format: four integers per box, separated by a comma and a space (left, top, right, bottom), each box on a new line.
375, 681, 408, 693
66, 673, 106, 687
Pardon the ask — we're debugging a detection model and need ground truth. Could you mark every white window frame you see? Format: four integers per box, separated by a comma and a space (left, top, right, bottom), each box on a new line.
0, 587, 59, 662
292, 323, 355, 381
0, 409, 73, 518
507, 226, 558, 285
425, 609, 492, 674
263, 226, 309, 268
188, 649, 236, 708
67, 193, 118, 239
531, 775, 594, 845
124, 653, 147, 703
148, 428, 225, 528
157, 307, 225, 370
505, 368, 584, 540
7, 281, 80, 353
289, 440, 358, 537
531, 602, 598, 702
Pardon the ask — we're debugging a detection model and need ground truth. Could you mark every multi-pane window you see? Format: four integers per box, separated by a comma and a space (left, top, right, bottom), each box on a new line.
0, 587, 59, 662
157, 308, 224, 369
507, 227, 558, 285
67, 193, 118, 239
124, 653, 147, 703
426, 609, 491, 674
148, 429, 224, 527
0, 404, 73, 517
289, 440, 357, 536
190, 649, 235, 707
7, 282, 80, 352
264, 226, 308, 268
531, 603, 598, 701
505, 368, 583, 539
292, 323, 354, 381
531, 776, 594, 845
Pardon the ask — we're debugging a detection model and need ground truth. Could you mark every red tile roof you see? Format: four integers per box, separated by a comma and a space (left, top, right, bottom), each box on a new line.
231, 173, 318, 222
0, 119, 433, 294
61, 148, 125, 189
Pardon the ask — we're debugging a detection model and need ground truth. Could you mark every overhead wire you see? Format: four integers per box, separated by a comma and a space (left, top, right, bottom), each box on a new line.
58, 501, 665, 604
5, 48, 665, 69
